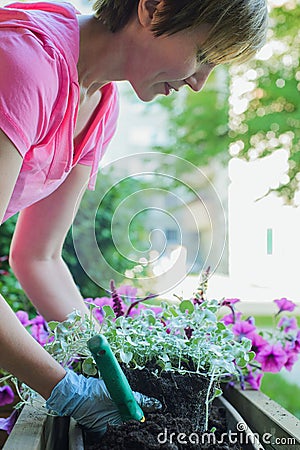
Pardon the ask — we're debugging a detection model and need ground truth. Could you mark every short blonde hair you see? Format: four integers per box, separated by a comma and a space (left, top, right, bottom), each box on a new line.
93, 0, 268, 64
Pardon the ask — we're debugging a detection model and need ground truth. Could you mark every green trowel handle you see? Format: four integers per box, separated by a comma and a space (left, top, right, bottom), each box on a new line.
87, 334, 145, 422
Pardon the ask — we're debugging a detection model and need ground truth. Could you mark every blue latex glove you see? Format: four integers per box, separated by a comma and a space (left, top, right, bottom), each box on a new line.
46, 370, 161, 435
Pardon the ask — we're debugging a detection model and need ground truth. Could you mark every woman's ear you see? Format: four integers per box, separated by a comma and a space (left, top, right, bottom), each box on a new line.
138, 0, 162, 28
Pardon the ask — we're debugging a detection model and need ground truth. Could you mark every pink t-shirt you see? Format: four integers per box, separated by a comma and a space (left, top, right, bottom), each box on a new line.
0, 2, 119, 223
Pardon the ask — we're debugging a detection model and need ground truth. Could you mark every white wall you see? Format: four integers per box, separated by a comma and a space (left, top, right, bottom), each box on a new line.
229, 150, 300, 301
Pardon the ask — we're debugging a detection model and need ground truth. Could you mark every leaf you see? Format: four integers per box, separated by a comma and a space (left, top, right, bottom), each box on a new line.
216, 322, 226, 332
147, 314, 156, 325
126, 335, 138, 346
47, 321, 58, 332
120, 350, 133, 364
169, 306, 179, 317
209, 387, 223, 403
82, 357, 97, 376
248, 351, 256, 362
179, 300, 195, 314
102, 305, 116, 318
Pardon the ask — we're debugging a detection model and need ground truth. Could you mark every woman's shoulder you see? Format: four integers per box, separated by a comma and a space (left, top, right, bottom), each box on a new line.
0, 2, 80, 67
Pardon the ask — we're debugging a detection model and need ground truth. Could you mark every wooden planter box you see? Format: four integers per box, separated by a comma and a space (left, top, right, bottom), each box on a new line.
3, 388, 300, 450
223, 386, 300, 450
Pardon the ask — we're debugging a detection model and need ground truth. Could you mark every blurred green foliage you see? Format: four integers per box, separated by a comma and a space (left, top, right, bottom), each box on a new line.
230, 1, 300, 203
261, 372, 300, 419
63, 168, 150, 297
154, 66, 230, 175
0, 169, 149, 307
0, 218, 34, 313
154, 2, 300, 203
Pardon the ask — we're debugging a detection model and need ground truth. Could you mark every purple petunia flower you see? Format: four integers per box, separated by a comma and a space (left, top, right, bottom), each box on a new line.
0, 409, 18, 434
294, 330, 300, 353
284, 352, 299, 372
126, 302, 145, 317
221, 312, 242, 325
232, 320, 256, 338
85, 297, 114, 323
255, 342, 288, 373
274, 298, 297, 314
15, 311, 30, 326
245, 367, 263, 390
30, 324, 49, 346
278, 316, 298, 333
0, 386, 14, 406
249, 332, 269, 355
28, 315, 46, 326
26, 316, 49, 346
116, 285, 138, 303
149, 306, 162, 315
221, 298, 241, 307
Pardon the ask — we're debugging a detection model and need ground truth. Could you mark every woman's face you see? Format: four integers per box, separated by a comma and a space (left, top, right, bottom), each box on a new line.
126, 24, 215, 102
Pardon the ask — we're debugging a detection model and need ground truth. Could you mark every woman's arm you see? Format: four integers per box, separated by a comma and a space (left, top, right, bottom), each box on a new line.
9, 163, 95, 322
0, 129, 66, 397
0, 296, 66, 399
0, 130, 160, 428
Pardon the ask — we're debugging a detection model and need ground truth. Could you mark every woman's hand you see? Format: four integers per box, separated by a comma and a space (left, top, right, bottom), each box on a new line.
46, 370, 162, 435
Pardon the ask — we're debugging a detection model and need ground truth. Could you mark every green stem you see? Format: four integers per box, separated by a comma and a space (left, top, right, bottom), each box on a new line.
204, 367, 216, 432
0, 374, 13, 383
178, 347, 182, 370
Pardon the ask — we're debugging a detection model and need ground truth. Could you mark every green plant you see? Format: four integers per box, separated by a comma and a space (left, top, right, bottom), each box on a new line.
43, 282, 253, 430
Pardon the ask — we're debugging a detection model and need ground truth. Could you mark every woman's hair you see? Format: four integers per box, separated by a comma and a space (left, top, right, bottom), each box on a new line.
93, 0, 268, 64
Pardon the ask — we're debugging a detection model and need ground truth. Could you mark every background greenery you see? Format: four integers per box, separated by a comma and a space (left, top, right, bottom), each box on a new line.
261, 372, 300, 419
0, 4, 299, 411
153, 1, 300, 203
63, 168, 150, 297
1, 1, 298, 301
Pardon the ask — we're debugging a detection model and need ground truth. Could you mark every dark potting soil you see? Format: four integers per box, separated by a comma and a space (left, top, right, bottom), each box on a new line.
86, 404, 238, 450
85, 367, 240, 450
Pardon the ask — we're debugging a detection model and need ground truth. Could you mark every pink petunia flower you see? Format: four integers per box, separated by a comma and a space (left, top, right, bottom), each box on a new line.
116, 285, 138, 303
84, 297, 114, 323
249, 332, 269, 355
15, 311, 30, 327
221, 298, 241, 307
256, 342, 288, 373
28, 315, 46, 326
278, 316, 298, 333
293, 330, 300, 353
30, 324, 49, 346
27, 316, 49, 346
221, 312, 242, 325
0, 386, 14, 406
274, 298, 297, 314
126, 302, 145, 317
150, 306, 162, 315
232, 320, 256, 338
285, 351, 299, 372
245, 367, 263, 390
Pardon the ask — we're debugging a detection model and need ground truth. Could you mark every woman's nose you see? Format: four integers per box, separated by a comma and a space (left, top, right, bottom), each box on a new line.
185, 64, 215, 92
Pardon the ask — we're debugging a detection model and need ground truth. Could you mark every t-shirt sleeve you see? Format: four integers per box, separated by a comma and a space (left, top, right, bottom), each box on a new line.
0, 30, 61, 157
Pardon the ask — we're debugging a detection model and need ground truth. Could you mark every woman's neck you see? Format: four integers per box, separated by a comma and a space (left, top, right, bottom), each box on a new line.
77, 15, 128, 94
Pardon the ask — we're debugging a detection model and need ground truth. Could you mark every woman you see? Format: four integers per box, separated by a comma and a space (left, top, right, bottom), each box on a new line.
0, 0, 267, 434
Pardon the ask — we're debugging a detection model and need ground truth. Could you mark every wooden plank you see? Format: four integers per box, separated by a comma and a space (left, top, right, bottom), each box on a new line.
2, 404, 47, 450
2, 404, 84, 450
217, 396, 265, 450
223, 387, 300, 450
44, 416, 70, 450
69, 418, 84, 450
